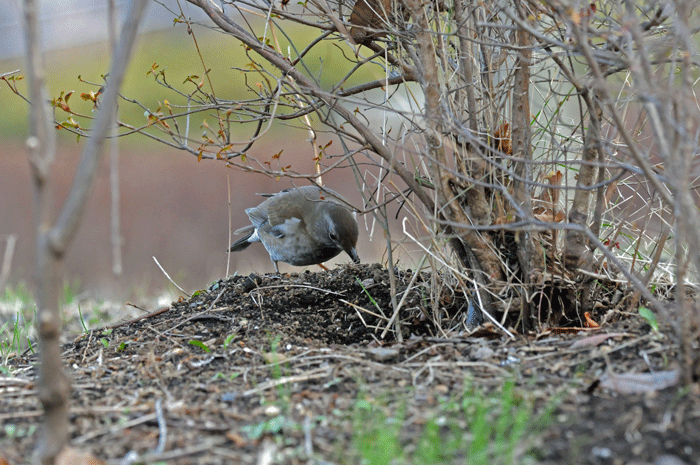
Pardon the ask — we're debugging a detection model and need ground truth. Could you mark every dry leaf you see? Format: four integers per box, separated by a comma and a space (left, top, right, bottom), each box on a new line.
570, 332, 627, 349
262, 352, 287, 364
583, 312, 599, 328
599, 370, 680, 394
57, 448, 105, 465
534, 209, 566, 223
493, 122, 512, 155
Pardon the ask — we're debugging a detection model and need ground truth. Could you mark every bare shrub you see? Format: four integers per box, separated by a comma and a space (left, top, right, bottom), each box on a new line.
37, 0, 700, 383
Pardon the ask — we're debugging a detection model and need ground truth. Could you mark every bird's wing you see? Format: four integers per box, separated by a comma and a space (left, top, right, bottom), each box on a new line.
266, 191, 309, 227
268, 217, 302, 238
245, 205, 270, 228
233, 224, 256, 237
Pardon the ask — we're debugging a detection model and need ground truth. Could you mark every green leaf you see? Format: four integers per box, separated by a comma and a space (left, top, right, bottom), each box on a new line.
639, 307, 659, 332
189, 340, 211, 353
243, 421, 266, 440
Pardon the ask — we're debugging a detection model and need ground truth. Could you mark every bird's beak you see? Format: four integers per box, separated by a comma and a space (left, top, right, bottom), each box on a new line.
347, 247, 360, 264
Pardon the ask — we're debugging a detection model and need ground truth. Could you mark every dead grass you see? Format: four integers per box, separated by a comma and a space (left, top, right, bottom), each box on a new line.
1, 264, 698, 464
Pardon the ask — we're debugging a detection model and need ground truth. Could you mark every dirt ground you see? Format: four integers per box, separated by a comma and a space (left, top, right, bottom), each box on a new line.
1, 263, 699, 464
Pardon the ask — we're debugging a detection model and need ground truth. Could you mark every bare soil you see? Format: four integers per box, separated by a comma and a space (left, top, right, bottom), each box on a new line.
2, 264, 699, 464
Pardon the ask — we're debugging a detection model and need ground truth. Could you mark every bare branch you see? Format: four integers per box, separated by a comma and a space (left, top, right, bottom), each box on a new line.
50, 0, 149, 254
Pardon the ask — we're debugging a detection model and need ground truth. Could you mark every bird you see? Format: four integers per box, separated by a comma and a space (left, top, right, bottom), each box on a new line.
348, 0, 409, 46
228, 186, 360, 273
349, 0, 393, 45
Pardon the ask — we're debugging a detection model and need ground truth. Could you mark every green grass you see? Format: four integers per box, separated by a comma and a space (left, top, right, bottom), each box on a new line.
1, 281, 33, 309
0, 282, 36, 363
239, 334, 299, 442
3, 423, 38, 441
350, 379, 556, 465
352, 396, 405, 464
0, 280, 114, 367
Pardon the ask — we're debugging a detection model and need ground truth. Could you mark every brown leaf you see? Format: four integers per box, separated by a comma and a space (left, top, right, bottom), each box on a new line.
262, 352, 287, 364
570, 332, 627, 349
536, 170, 563, 204
226, 430, 248, 446
57, 448, 105, 465
533, 209, 565, 223
599, 370, 680, 394
493, 122, 512, 155
583, 311, 599, 328
546, 170, 563, 203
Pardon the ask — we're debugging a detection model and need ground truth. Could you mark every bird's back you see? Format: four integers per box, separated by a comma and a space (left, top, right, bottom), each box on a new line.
248, 186, 351, 228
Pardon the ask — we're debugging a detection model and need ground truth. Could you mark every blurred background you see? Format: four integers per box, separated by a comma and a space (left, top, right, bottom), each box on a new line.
0, 0, 393, 304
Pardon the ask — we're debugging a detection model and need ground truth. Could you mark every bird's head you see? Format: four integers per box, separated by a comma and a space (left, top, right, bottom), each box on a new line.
322, 204, 360, 264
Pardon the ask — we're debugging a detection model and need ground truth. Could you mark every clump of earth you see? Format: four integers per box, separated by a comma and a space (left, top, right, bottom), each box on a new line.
2, 263, 698, 465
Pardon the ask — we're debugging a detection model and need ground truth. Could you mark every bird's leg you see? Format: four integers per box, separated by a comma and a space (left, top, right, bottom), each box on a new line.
317, 263, 330, 271
273, 261, 280, 274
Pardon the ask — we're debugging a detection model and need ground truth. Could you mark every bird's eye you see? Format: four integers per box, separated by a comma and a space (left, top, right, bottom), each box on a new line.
329, 232, 338, 242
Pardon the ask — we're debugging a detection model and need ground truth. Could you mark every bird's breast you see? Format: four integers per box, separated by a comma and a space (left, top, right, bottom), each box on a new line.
258, 228, 342, 266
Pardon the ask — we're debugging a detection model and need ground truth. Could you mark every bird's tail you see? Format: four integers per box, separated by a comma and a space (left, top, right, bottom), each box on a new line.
228, 225, 256, 252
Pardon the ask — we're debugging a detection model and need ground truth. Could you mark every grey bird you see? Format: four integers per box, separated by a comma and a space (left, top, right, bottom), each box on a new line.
228, 186, 360, 272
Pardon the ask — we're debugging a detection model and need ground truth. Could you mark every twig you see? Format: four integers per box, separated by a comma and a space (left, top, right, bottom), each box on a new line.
381, 254, 427, 338
473, 280, 514, 339
155, 398, 167, 454
126, 302, 149, 313
74, 413, 157, 444
577, 269, 631, 285
340, 299, 389, 321
94, 305, 171, 331
251, 284, 345, 296
242, 367, 331, 396
152, 256, 190, 297
122, 441, 226, 464
168, 287, 227, 332
0, 234, 16, 293
0, 69, 20, 78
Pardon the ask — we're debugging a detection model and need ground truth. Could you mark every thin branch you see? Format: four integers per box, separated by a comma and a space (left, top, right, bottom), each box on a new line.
50, 0, 149, 253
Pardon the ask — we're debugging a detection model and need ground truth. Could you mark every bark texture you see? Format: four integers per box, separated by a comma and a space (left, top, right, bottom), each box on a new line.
511, 24, 545, 330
